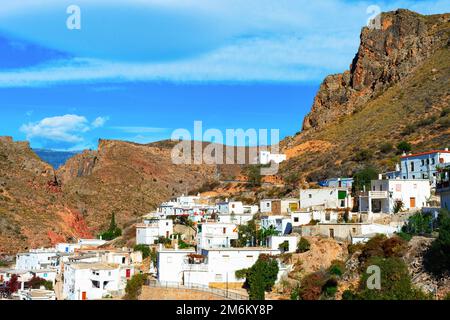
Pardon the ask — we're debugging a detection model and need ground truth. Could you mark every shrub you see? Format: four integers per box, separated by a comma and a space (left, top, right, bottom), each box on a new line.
124, 274, 147, 300
27, 276, 53, 290
379, 143, 394, 154
424, 209, 450, 276
237, 255, 279, 300
353, 149, 373, 162
133, 244, 150, 259
396, 141, 412, 153
100, 213, 122, 241
297, 237, 311, 253
393, 200, 404, 213
402, 211, 435, 235
352, 166, 379, 192
328, 260, 346, 277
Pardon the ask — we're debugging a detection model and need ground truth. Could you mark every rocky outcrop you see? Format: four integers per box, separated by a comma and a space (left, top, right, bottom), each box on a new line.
302, 9, 450, 131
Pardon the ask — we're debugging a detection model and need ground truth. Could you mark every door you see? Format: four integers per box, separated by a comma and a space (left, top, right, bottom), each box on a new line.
329, 229, 335, 239
126, 269, 131, 278
81, 291, 87, 300
410, 197, 416, 208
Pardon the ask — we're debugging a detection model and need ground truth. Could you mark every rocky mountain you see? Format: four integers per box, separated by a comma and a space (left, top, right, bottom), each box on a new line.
281, 9, 449, 182
302, 9, 449, 131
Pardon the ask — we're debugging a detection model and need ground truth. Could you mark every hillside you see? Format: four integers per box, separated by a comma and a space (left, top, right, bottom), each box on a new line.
280, 9, 449, 182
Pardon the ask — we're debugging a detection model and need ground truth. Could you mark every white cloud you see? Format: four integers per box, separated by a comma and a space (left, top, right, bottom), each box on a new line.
92, 116, 109, 128
21, 114, 89, 143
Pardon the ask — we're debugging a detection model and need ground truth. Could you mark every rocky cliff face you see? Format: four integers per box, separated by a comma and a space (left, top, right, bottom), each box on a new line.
302, 9, 450, 131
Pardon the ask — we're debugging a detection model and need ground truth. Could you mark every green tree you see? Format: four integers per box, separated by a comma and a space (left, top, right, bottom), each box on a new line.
236, 219, 258, 247
297, 237, 311, 253
124, 274, 147, 300
245, 165, 262, 187
133, 244, 150, 259
27, 276, 53, 290
424, 209, 450, 276
352, 166, 379, 192
396, 141, 412, 153
236, 255, 279, 300
100, 212, 122, 241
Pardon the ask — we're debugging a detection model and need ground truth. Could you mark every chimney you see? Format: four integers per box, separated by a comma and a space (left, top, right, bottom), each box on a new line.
378, 174, 382, 180
402, 152, 406, 156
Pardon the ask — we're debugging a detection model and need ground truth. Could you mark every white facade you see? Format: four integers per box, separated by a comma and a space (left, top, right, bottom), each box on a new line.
197, 222, 238, 251
78, 239, 107, 247
157, 247, 196, 283
400, 149, 450, 186
183, 248, 280, 286
63, 262, 121, 300
55, 243, 81, 254
243, 205, 259, 214
18, 289, 56, 300
259, 199, 299, 214
32, 269, 57, 285
218, 201, 244, 214
218, 213, 253, 225
136, 219, 173, 245
359, 179, 431, 213
258, 151, 287, 165
260, 215, 292, 235
299, 188, 352, 210
16, 249, 58, 271
267, 236, 298, 253
291, 210, 339, 227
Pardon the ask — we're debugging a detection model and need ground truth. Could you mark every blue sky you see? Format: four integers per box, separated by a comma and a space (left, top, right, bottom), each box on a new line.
0, 0, 448, 150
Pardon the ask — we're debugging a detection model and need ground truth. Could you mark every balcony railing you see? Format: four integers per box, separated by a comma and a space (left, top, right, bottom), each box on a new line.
359, 191, 388, 198
181, 263, 209, 272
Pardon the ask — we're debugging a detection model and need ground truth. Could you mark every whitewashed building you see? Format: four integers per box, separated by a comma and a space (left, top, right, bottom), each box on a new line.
136, 218, 173, 245
436, 164, 450, 210
260, 215, 292, 235
291, 210, 339, 227
78, 239, 107, 247
63, 262, 122, 300
299, 188, 353, 210
400, 149, 450, 186
218, 201, 244, 215
267, 236, 299, 253
359, 178, 431, 213
55, 243, 81, 254
157, 246, 196, 284
15, 248, 58, 271
197, 222, 238, 251
218, 213, 253, 225
260, 199, 299, 214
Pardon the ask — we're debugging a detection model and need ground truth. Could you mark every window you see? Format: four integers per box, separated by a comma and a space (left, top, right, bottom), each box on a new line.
223, 227, 226, 234
412, 175, 416, 179
309, 194, 312, 198
294, 217, 299, 222
410, 162, 415, 171
431, 158, 435, 165
266, 203, 270, 207
232, 204, 235, 208
426, 159, 429, 165
215, 274, 223, 282
122, 257, 126, 264
421, 159, 425, 166
352, 228, 356, 233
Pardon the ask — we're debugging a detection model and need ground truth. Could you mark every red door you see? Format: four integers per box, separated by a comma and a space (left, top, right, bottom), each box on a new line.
82, 291, 87, 300
126, 269, 131, 278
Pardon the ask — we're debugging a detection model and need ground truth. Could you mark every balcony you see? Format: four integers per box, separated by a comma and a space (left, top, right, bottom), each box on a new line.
359, 191, 388, 199
182, 263, 209, 272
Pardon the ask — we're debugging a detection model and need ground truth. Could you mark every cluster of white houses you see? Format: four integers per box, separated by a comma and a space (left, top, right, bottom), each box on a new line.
1, 238, 143, 300
2, 148, 448, 300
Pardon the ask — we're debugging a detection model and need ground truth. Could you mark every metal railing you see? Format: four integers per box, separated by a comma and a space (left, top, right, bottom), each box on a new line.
145, 280, 248, 300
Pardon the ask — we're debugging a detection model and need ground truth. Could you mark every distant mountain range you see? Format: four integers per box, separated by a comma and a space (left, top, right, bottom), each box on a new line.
33, 149, 82, 169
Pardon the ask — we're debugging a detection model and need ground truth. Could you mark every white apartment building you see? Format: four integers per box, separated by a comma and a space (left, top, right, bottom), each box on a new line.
196, 222, 238, 251
157, 246, 196, 284
63, 262, 121, 300
218, 213, 253, 225
400, 149, 450, 186
260, 215, 292, 235
359, 178, 431, 214
15, 248, 58, 271
136, 218, 173, 245
299, 188, 353, 210
258, 151, 287, 165
260, 199, 299, 214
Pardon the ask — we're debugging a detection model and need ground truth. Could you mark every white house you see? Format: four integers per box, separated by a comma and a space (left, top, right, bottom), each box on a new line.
359, 178, 431, 214
183, 247, 281, 286
243, 205, 259, 214
16, 248, 58, 271
400, 149, 450, 186
157, 246, 196, 284
291, 210, 339, 227
218, 213, 253, 225
267, 236, 298, 253
31, 269, 57, 285
258, 151, 287, 165
299, 188, 353, 210
78, 239, 107, 247
63, 262, 121, 300
136, 218, 173, 245
197, 222, 239, 251
218, 201, 244, 215
259, 199, 299, 214
55, 243, 82, 254
260, 215, 292, 235
322, 178, 354, 189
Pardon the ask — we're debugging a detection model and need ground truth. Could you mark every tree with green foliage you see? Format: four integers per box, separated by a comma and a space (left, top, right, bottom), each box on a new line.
396, 141, 412, 153
100, 212, 122, 241
379, 143, 393, 154
123, 273, 147, 300
352, 166, 379, 192
402, 210, 435, 235
133, 244, 150, 259
245, 165, 262, 187
235, 255, 279, 300
297, 237, 311, 253
424, 209, 450, 276
257, 225, 279, 246
27, 276, 53, 290
236, 219, 258, 247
